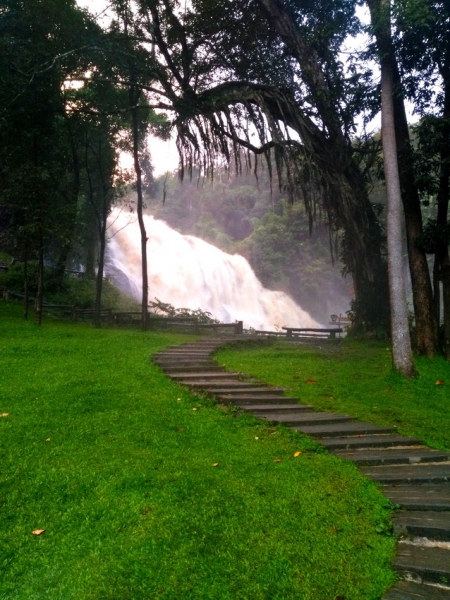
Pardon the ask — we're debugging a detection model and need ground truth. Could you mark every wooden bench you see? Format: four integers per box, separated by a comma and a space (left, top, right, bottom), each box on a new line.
282, 327, 343, 339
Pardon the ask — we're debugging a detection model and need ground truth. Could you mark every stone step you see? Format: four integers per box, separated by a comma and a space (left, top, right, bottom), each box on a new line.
154, 360, 216, 367
320, 434, 423, 451
382, 485, 450, 511
170, 371, 241, 380
238, 403, 313, 412
394, 511, 450, 541
218, 395, 302, 405
201, 385, 286, 393
383, 580, 450, 599
257, 411, 354, 427
361, 464, 450, 484
393, 544, 450, 585
161, 365, 224, 373
182, 380, 257, 389
154, 352, 213, 358
333, 448, 450, 467
292, 421, 396, 438
169, 344, 221, 348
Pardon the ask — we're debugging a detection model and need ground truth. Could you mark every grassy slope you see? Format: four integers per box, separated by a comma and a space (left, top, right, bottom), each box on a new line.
216, 339, 450, 451
1, 304, 395, 600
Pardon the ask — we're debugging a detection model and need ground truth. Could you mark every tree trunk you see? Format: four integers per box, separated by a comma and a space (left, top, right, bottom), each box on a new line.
377, 0, 416, 376
35, 229, 44, 326
130, 86, 149, 331
435, 78, 450, 358
23, 240, 29, 320
94, 220, 107, 328
433, 253, 441, 326
367, 0, 437, 357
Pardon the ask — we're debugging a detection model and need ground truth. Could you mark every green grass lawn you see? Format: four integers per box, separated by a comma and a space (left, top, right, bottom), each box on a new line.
1, 303, 395, 600
216, 338, 450, 451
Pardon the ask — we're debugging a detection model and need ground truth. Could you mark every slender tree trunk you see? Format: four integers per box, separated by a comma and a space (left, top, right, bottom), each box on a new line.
23, 240, 29, 320
130, 86, 149, 330
367, 0, 437, 357
377, 0, 416, 376
35, 228, 44, 326
433, 254, 441, 326
94, 221, 107, 328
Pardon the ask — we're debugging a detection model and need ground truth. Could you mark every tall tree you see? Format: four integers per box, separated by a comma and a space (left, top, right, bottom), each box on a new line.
367, 0, 415, 375
366, 0, 438, 357
394, 0, 450, 358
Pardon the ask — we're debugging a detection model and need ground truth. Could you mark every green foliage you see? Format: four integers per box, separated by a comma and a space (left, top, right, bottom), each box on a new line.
149, 297, 219, 323
0, 263, 139, 311
0, 302, 395, 599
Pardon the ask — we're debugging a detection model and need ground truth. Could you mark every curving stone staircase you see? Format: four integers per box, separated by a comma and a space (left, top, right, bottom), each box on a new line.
152, 337, 450, 600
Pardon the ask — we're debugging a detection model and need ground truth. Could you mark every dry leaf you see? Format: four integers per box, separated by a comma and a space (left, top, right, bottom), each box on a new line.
436, 380, 444, 385
305, 379, 317, 384
274, 459, 282, 463
192, 407, 197, 411
293, 451, 302, 457
212, 463, 219, 467
1, 413, 9, 417
32, 529, 45, 536
255, 436, 259, 440
45, 438, 51, 442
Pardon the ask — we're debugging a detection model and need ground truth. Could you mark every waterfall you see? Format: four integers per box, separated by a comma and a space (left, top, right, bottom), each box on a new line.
105, 209, 321, 330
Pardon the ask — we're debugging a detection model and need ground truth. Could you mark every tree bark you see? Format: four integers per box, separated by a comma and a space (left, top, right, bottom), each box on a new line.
131, 86, 149, 331
23, 240, 29, 320
376, 0, 416, 376
367, 0, 437, 356
94, 220, 107, 328
35, 228, 44, 327
435, 76, 450, 358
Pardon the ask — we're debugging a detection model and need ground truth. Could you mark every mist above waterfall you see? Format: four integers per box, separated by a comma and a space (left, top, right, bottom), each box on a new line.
105, 209, 321, 330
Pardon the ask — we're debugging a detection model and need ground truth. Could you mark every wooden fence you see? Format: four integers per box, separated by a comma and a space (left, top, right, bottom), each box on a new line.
1, 285, 348, 338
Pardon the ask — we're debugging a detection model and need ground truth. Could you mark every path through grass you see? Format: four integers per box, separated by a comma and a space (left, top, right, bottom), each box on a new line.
1, 304, 395, 599
216, 339, 450, 451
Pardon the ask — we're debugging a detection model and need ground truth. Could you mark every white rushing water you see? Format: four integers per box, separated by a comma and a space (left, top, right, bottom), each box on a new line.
105, 209, 321, 331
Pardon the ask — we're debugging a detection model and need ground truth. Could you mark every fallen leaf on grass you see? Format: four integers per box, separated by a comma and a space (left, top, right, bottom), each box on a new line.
305, 379, 317, 384
293, 451, 302, 457
45, 438, 51, 442
192, 407, 198, 411
212, 463, 219, 467
436, 380, 444, 385
1, 413, 9, 417
255, 436, 259, 440
32, 529, 45, 536
274, 459, 282, 463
